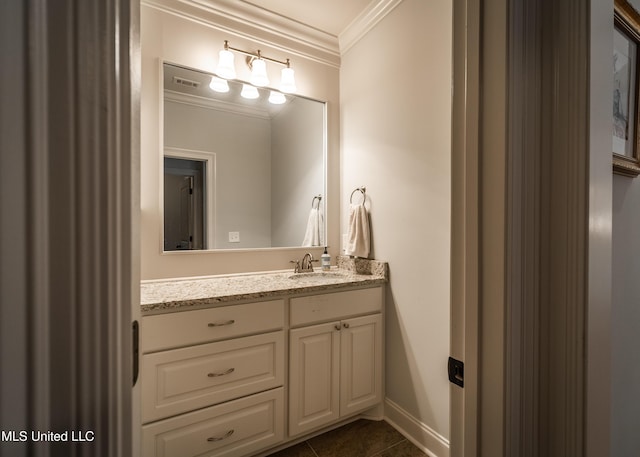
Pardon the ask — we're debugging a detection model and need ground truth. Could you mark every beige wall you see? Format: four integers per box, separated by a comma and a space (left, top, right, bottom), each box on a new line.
141, 4, 340, 279
612, 174, 640, 455
340, 0, 452, 444
615, 17, 640, 454
611, 6, 640, 455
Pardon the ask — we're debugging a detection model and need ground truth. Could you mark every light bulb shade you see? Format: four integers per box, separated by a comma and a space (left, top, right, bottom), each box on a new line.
268, 90, 286, 105
240, 84, 259, 99
250, 59, 269, 87
209, 76, 229, 93
280, 67, 296, 93
216, 49, 236, 79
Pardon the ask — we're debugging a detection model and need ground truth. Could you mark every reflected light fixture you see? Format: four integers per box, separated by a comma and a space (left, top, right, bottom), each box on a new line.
240, 84, 259, 99
215, 40, 296, 94
268, 90, 286, 105
209, 76, 229, 93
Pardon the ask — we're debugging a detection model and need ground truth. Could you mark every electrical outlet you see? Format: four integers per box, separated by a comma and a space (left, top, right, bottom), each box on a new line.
229, 231, 240, 243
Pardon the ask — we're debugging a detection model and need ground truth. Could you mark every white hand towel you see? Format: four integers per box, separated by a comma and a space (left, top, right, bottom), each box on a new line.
302, 207, 324, 247
345, 204, 370, 258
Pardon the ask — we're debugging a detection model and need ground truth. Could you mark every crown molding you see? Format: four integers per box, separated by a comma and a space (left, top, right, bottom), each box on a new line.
339, 0, 403, 54
142, 0, 341, 67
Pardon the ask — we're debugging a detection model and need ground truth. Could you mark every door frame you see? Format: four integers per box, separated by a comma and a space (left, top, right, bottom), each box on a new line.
0, 0, 140, 455
163, 147, 217, 250
451, 0, 613, 455
450, 0, 480, 455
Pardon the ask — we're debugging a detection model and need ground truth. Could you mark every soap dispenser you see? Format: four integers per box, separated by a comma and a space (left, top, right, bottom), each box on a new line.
321, 247, 331, 271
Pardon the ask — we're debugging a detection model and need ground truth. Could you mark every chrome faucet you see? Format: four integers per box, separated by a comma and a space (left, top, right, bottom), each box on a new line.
290, 253, 317, 273
300, 253, 315, 272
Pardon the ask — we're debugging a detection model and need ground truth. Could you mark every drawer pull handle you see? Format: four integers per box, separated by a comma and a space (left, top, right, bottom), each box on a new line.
343, 322, 350, 329
208, 320, 235, 327
207, 429, 234, 442
207, 367, 235, 378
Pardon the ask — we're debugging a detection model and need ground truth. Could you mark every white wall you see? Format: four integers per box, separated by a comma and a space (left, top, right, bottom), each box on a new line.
612, 175, 640, 456
340, 0, 452, 447
141, 3, 340, 279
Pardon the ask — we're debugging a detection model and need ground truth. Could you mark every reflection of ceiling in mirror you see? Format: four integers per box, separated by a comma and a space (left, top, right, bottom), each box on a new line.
163, 63, 292, 119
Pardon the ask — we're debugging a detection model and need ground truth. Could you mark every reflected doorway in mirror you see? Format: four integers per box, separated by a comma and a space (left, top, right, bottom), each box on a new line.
163, 148, 216, 250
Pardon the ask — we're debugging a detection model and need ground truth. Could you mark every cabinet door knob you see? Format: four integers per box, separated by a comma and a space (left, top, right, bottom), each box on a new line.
343, 322, 350, 328
207, 429, 234, 442
207, 367, 235, 378
334, 324, 341, 331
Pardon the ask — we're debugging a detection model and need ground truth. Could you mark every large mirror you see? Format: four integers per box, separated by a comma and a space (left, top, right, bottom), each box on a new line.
162, 62, 326, 251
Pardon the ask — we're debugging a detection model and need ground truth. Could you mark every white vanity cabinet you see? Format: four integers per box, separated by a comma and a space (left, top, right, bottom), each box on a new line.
141, 300, 286, 457
139, 277, 385, 457
288, 287, 383, 437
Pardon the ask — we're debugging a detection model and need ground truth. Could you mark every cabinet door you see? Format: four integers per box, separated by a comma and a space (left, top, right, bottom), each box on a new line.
340, 313, 382, 416
289, 321, 340, 436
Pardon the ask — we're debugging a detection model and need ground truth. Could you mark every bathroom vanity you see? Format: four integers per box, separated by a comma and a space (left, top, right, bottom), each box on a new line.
139, 258, 387, 457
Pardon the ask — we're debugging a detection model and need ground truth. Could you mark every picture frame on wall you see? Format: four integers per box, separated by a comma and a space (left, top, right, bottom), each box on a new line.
613, 0, 640, 177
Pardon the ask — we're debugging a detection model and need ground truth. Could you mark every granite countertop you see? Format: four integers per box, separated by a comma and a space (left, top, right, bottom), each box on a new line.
140, 256, 388, 314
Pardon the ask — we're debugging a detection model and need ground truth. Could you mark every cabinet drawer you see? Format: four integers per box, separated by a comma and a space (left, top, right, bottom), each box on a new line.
142, 300, 285, 352
290, 287, 383, 327
142, 331, 284, 423
142, 387, 284, 457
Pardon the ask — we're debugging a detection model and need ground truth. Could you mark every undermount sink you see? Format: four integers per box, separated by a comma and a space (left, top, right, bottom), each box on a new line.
287, 271, 345, 280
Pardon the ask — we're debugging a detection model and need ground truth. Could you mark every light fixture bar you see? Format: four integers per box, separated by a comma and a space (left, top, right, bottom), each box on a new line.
223, 40, 291, 68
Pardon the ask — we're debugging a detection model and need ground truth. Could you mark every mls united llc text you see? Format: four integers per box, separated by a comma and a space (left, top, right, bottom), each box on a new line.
1, 430, 95, 442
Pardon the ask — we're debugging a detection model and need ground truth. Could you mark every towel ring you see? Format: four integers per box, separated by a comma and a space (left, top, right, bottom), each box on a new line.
311, 195, 322, 209
350, 187, 366, 205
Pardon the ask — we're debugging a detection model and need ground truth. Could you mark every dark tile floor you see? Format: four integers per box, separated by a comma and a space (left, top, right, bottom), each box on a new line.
266, 419, 427, 457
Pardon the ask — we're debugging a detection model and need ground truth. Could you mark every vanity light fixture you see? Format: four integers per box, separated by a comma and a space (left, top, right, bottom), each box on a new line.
249, 54, 269, 87
215, 47, 236, 80
215, 40, 297, 94
268, 90, 286, 105
208, 76, 229, 93
240, 83, 259, 99
279, 67, 296, 93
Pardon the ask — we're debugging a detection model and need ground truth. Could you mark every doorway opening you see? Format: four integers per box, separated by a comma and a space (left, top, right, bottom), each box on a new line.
164, 157, 206, 250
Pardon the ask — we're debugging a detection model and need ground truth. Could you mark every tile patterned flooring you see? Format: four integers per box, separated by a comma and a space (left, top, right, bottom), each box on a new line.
266, 419, 427, 457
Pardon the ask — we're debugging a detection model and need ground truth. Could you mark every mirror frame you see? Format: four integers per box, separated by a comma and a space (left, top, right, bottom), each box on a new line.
159, 61, 328, 254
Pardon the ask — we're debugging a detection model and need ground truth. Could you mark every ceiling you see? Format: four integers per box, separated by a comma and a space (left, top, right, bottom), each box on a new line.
240, 0, 374, 36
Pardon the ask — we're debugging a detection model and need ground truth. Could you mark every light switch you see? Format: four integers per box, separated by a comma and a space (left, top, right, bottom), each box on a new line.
229, 231, 240, 243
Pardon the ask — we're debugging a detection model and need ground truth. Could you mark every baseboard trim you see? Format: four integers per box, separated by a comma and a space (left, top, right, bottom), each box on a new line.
384, 398, 450, 457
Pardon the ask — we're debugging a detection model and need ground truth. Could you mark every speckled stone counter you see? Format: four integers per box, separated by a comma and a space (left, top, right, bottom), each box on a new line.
141, 257, 388, 315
